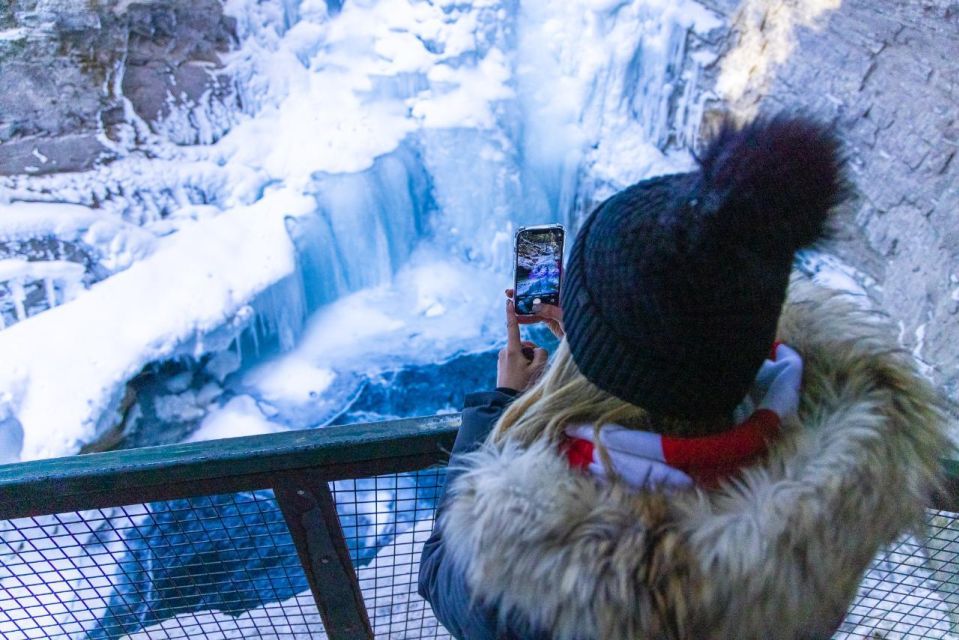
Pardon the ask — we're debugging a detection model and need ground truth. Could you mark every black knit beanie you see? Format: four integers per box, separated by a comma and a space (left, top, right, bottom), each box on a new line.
561, 115, 845, 422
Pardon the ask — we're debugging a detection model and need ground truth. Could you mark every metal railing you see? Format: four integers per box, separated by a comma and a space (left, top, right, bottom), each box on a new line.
0, 415, 957, 639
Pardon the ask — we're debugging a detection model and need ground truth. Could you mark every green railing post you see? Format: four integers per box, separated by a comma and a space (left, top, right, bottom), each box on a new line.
276, 475, 374, 640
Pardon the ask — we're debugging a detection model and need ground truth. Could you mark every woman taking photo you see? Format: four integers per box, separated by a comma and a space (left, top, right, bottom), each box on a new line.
418, 116, 949, 639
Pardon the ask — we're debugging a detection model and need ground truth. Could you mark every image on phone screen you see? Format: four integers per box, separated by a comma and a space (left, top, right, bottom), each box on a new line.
514, 226, 564, 316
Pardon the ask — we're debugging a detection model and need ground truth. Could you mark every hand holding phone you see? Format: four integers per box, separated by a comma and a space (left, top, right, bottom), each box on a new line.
497, 298, 548, 391
513, 224, 565, 317
506, 288, 565, 339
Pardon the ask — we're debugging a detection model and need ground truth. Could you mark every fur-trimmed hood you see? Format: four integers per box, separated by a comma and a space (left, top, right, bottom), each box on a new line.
439, 278, 950, 640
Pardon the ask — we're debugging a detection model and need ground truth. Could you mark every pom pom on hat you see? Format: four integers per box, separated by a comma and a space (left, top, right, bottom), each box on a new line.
698, 115, 847, 253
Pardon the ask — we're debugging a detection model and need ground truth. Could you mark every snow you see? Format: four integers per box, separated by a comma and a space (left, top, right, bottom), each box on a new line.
0, 28, 26, 41
0, 259, 83, 282
411, 48, 514, 129
0, 188, 313, 460
184, 396, 288, 443
243, 357, 336, 407
279, 250, 502, 367
0, 202, 102, 240
0, 2, 955, 638
0, 202, 157, 277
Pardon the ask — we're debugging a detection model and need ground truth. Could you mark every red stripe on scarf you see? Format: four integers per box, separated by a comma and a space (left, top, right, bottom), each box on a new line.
562, 342, 786, 487
566, 437, 595, 470
661, 409, 780, 486
562, 410, 780, 487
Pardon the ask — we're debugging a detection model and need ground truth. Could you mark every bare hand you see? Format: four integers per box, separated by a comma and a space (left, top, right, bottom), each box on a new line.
505, 288, 564, 339
497, 298, 548, 391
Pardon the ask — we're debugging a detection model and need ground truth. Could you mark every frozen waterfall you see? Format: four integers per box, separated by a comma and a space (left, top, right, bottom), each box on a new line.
0, 0, 723, 462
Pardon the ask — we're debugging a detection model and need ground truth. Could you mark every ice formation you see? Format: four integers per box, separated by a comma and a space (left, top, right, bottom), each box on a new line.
0, 0, 721, 462
0, 259, 86, 325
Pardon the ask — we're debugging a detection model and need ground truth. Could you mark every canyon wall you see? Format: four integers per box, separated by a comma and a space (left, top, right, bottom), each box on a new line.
699, 0, 959, 406
0, 0, 238, 176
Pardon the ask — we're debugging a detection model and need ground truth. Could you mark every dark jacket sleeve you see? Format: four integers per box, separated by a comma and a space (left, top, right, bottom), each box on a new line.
448, 388, 518, 480
417, 389, 519, 640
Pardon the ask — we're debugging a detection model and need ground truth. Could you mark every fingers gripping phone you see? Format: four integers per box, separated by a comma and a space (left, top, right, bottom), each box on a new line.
513, 224, 565, 316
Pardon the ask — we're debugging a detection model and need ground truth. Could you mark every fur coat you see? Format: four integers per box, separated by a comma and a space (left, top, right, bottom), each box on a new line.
432, 278, 949, 639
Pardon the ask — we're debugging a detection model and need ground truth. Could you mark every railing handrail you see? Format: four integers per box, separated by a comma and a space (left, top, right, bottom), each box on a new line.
2, 412, 957, 520
0, 413, 460, 520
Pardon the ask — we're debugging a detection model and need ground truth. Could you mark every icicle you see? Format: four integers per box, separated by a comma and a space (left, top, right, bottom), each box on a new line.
281, 0, 300, 31
9, 279, 26, 322
60, 277, 83, 304
193, 328, 205, 359
233, 335, 243, 366
250, 322, 260, 359
43, 277, 57, 309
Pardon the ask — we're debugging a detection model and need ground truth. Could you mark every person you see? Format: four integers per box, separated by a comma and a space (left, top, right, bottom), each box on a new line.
418, 115, 949, 639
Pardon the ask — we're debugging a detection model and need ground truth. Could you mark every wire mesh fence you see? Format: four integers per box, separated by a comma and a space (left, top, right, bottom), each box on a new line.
837, 510, 959, 639
1, 461, 958, 639
0, 469, 450, 640
0, 491, 322, 640
331, 468, 447, 639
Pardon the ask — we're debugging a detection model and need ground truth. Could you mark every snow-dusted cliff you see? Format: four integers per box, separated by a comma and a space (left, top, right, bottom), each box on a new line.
700, 0, 959, 413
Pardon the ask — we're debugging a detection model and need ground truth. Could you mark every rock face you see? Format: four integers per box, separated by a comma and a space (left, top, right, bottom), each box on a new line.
0, 0, 237, 176
699, 0, 959, 406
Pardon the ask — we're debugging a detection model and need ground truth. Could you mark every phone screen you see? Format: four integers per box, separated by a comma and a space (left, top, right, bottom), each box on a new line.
514, 226, 564, 316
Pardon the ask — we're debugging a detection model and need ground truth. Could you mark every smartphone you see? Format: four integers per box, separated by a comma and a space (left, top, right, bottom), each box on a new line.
513, 224, 565, 316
